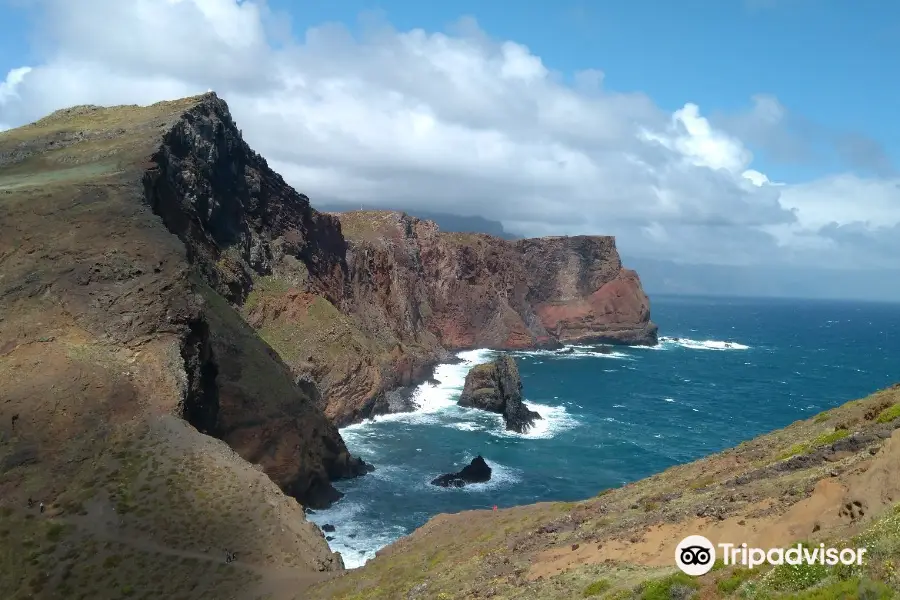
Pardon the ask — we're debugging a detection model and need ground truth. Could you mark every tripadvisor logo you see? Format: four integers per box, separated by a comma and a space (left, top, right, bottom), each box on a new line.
675, 535, 868, 576
676, 535, 716, 576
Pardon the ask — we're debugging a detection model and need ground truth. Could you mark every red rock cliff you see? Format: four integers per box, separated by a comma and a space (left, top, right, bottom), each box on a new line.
337, 211, 658, 351
290, 211, 657, 424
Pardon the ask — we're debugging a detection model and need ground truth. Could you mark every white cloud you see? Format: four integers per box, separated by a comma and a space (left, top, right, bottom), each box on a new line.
1, 0, 898, 269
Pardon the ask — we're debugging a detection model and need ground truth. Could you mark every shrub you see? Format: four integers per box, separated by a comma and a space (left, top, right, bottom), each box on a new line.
875, 403, 900, 424
778, 429, 850, 460
779, 577, 894, 599
717, 567, 754, 594
766, 559, 829, 592
583, 579, 611, 597
639, 572, 699, 600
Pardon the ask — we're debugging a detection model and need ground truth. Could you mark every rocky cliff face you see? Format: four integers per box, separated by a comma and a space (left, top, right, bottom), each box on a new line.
142, 94, 348, 307
336, 212, 657, 352
0, 94, 369, 510
311, 211, 656, 424
517, 236, 657, 345
139, 95, 373, 506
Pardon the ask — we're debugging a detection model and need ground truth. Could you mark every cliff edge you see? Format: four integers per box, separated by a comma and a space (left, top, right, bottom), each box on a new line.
0, 94, 365, 597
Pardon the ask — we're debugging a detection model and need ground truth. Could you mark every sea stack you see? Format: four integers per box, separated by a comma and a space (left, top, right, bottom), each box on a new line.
458, 354, 541, 433
431, 455, 492, 488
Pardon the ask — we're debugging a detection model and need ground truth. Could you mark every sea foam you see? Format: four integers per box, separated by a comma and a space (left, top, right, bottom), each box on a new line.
656, 336, 750, 351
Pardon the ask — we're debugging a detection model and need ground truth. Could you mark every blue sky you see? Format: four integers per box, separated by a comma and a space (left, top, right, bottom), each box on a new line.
1, 0, 896, 182
258, 0, 899, 183
1, 0, 898, 275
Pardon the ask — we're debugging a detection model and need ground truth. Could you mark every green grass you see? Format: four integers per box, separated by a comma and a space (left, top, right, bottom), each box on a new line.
780, 577, 895, 600
717, 567, 754, 594
778, 429, 851, 460
242, 276, 293, 312
875, 403, 900, 424
688, 475, 716, 490
813, 412, 831, 424
45, 521, 68, 542
765, 554, 829, 592
638, 572, 699, 600
583, 578, 611, 597
240, 276, 379, 369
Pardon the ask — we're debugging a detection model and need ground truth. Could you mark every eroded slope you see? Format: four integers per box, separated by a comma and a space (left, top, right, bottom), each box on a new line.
0, 94, 364, 598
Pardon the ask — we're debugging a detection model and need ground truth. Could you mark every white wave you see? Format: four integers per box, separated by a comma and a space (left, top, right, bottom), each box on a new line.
306, 500, 405, 569
659, 336, 750, 351
449, 421, 481, 432
341, 349, 582, 441
513, 345, 632, 360
488, 401, 579, 440
463, 460, 521, 490
427, 458, 522, 492
339, 349, 497, 432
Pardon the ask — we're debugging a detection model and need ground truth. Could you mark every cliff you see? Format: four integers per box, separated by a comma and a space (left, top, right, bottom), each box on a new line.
310, 385, 900, 599
336, 211, 657, 350
286, 210, 656, 424
0, 94, 365, 597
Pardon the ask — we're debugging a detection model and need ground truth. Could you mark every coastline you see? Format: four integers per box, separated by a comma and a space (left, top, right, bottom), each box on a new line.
308, 334, 758, 568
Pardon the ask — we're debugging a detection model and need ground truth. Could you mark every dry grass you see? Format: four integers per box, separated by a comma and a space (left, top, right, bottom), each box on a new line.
1, 94, 342, 599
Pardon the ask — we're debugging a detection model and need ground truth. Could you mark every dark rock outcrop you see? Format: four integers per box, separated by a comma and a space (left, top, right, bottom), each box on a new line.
431, 455, 492, 487
0, 92, 368, 510
458, 355, 541, 433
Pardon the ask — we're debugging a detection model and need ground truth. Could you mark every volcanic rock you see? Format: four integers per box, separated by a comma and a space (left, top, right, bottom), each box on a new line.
431, 455, 492, 487
458, 355, 541, 433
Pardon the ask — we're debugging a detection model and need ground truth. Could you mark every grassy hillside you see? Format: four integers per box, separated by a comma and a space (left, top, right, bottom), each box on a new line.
310, 386, 900, 599
0, 96, 355, 599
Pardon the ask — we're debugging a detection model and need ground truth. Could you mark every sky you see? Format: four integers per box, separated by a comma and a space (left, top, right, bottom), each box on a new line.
1, 0, 898, 277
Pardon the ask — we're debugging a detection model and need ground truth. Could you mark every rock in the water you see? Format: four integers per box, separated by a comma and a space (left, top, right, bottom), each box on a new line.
431, 455, 492, 487
321, 523, 336, 532
458, 355, 541, 433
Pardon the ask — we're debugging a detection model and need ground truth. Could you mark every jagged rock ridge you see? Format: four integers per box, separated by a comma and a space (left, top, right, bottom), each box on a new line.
0, 93, 369, 511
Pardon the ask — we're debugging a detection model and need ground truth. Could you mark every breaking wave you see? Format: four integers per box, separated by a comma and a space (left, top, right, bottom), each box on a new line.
659, 336, 750, 351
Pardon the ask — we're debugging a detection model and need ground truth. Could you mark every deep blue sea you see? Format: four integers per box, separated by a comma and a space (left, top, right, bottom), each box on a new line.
307, 295, 900, 567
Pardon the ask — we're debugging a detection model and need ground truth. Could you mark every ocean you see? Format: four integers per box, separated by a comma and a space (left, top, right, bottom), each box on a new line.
306, 295, 900, 568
